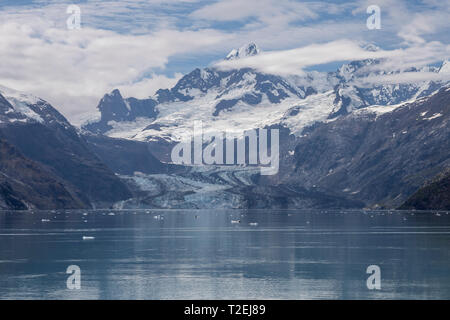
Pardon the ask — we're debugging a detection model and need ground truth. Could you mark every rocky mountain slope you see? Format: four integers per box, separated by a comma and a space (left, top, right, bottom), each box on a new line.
280, 86, 450, 208
0, 86, 132, 209
399, 168, 450, 210
82, 133, 168, 175
0, 137, 87, 210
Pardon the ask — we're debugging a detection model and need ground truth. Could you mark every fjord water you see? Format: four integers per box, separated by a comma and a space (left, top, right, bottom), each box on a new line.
0, 209, 449, 300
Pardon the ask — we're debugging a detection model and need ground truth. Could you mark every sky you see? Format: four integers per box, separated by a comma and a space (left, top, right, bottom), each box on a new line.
0, 0, 449, 122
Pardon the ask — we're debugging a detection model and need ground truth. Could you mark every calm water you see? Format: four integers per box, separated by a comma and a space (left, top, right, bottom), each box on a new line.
0, 209, 449, 300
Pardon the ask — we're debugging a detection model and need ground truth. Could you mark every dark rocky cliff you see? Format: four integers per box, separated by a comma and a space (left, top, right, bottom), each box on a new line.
399, 169, 450, 210
0, 138, 88, 209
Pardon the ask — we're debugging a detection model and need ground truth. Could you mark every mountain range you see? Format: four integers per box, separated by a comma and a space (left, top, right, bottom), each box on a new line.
1, 43, 449, 210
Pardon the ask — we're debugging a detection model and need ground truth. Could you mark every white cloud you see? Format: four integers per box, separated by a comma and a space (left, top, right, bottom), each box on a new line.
117, 73, 184, 99
215, 39, 450, 77
0, 19, 230, 120
354, 72, 450, 87
190, 0, 320, 24
216, 40, 389, 75
190, 0, 361, 50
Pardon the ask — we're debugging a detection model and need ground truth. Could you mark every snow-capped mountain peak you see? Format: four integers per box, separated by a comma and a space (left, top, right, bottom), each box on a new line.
0, 85, 42, 106
0, 85, 45, 123
225, 43, 260, 60
0, 84, 74, 127
361, 43, 381, 52
439, 60, 450, 74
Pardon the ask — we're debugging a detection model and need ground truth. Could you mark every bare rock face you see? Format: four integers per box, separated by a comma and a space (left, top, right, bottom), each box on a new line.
82, 133, 166, 175
0, 138, 87, 210
83, 89, 158, 134
399, 168, 450, 210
